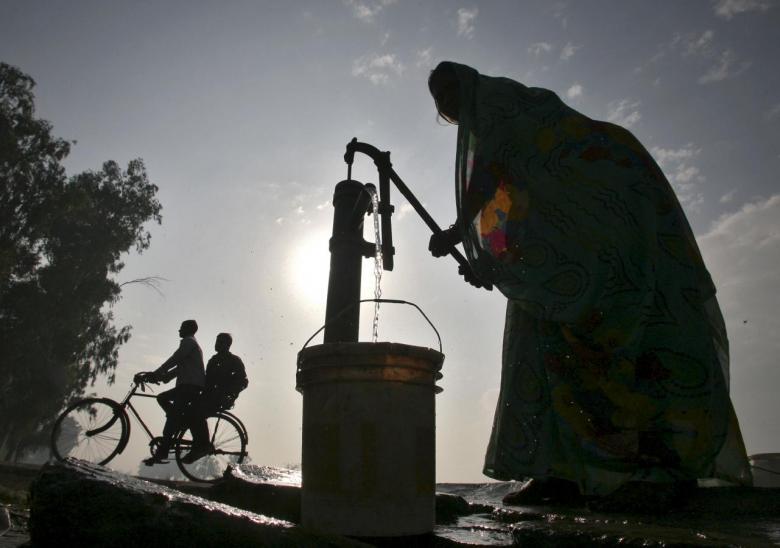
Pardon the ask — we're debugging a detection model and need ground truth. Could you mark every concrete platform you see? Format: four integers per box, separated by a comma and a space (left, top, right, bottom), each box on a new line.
3, 461, 779, 546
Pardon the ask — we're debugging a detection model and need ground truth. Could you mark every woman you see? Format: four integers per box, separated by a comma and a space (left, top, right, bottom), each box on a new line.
428, 61, 751, 509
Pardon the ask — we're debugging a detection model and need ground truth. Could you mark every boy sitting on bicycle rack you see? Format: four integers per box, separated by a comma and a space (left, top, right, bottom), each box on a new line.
201, 333, 248, 414
134, 319, 211, 466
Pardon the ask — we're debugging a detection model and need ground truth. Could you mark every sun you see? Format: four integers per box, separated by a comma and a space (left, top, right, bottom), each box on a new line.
288, 230, 331, 309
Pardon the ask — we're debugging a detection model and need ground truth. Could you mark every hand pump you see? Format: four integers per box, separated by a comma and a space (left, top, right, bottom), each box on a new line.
323, 139, 492, 344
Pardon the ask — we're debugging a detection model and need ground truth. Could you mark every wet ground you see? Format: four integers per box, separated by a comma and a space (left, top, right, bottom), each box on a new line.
173, 464, 780, 546
3, 462, 780, 546
436, 482, 780, 546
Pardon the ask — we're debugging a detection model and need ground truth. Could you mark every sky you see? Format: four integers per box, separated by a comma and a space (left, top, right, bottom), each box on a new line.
1, 0, 779, 482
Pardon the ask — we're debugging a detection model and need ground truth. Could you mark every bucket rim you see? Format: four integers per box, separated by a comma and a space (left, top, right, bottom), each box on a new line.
298, 341, 444, 363
296, 342, 444, 393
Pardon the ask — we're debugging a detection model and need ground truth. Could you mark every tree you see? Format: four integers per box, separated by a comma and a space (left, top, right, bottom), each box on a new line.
0, 63, 162, 461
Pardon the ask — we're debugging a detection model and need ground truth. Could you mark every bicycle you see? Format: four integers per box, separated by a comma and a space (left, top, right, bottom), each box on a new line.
49, 375, 249, 483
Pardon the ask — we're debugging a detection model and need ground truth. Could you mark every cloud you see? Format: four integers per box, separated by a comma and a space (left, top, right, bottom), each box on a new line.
673, 31, 751, 84
416, 47, 433, 68
643, 30, 751, 86
698, 49, 751, 84
720, 189, 737, 203
606, 99, 642, 128
396, 202, 414, 220
648, 35, 677, 64
651, 144, 700, 167
560, 42, 581, 61
702, 194, 780, 249
765, 103, 780, 121
713, 0, 774, 19
352, 53, 405, 85
684, 30, 715, 57
650, 144, 706, 209
343, 0, 396, 23
456, 7, 478, 38
697, 195, 780, 450
552, 2, 568, 28
528, 42, 553, 56
566, 83, 583, 99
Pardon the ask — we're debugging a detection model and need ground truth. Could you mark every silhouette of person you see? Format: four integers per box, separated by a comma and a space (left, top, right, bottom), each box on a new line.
137, 319, 210, 465
427, 61, 752, 511
201, 333, 248, 414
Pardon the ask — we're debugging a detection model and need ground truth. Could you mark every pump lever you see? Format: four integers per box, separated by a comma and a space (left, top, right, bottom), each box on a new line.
385, 169, 492, 291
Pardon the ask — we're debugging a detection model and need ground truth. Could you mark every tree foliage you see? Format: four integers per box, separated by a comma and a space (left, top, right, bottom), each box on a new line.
0, 63, 162, 461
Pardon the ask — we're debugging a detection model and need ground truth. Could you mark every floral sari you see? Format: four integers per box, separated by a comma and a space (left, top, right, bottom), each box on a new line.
442, 62, 751, 495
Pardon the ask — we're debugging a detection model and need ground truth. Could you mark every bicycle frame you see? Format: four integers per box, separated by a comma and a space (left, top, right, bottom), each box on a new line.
109, 382, 248, 457
118, 383, 160, 444
83, 383, 164, 455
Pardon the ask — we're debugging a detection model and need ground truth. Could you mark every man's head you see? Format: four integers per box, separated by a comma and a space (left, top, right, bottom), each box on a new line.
179, 319, 198, 338
215, 332, 233, 354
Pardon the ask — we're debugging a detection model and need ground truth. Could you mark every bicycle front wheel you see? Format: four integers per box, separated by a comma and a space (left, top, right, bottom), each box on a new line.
50, 398, 128, 465
175, 412, 247, 482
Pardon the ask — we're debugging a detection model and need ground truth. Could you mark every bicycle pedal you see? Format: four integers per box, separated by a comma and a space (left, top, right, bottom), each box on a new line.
143, 456, 169, 466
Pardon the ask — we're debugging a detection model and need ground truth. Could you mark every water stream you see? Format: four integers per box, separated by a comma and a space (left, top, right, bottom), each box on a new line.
367, 186, 383, 342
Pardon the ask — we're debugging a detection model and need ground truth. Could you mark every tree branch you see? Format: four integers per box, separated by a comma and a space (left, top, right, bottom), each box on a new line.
119, 276, 169, 297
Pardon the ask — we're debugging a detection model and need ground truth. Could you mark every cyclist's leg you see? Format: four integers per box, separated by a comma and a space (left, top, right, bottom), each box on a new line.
149, 387, 185, 461
176, 412, 246, 481
187, 390, 210, 448
156, 387, 177, 414
179, 388, 211, 463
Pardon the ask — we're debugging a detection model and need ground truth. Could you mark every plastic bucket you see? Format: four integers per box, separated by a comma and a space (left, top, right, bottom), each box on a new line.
296, 341, 444, 537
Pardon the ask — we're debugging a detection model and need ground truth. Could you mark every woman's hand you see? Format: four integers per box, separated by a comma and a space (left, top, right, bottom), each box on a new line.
458, 263, 485, 288
428, 225, 462, 257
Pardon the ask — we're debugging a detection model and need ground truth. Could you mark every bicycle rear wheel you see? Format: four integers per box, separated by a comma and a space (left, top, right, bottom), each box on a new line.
50, 398, 128, 465
175, 412, 247, 482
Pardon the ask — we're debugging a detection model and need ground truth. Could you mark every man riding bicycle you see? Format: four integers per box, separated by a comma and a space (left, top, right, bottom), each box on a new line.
135, 319, 210, 465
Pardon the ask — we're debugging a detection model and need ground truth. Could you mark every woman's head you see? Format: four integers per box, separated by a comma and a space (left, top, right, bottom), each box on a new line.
429, 62, 460, 124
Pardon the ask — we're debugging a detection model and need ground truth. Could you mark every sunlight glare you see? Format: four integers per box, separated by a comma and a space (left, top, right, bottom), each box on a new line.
288, 230, 331, 310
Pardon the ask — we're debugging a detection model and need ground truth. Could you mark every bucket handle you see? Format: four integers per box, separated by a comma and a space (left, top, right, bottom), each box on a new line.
301, 298, 442, 353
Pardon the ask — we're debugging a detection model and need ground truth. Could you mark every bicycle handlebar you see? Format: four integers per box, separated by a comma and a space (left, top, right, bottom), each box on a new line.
133, 372, 161, 387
